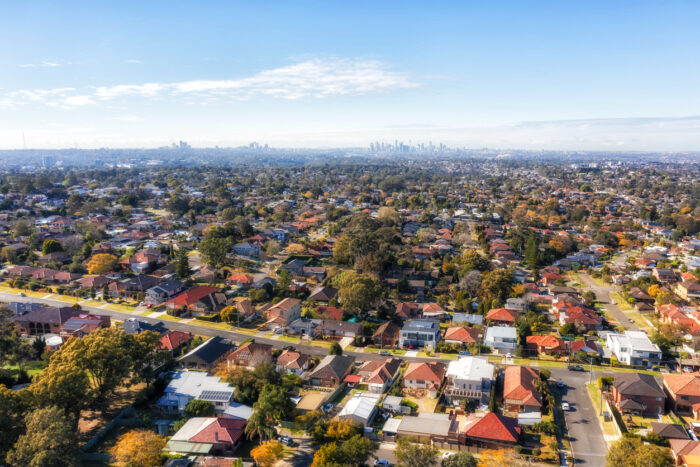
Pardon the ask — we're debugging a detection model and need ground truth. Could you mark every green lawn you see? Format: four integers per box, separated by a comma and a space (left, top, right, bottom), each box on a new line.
4, 360, 47, 378
586, 384, 619, 437
158, 314, 182, 322
139, 310, 153, 317
610, 291, 634, 311
193, 320, 232, 331
277, 335, 301, 343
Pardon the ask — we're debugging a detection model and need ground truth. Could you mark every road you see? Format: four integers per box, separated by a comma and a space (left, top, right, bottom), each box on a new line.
550, 367, 608, 465
1, 292, 611, 462
579, 272, 639, 331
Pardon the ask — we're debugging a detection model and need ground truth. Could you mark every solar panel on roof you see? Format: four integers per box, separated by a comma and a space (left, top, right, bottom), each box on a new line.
198, 390, 233, 402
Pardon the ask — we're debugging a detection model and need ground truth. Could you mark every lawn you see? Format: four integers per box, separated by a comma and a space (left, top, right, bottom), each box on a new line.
4, 360, 47, 377
586, 384, 619, 437
102, 303, 136, 313
277, 335, 301, 343
193, 320, 232, 331
310, 340, 333, 349
625, 310, 653, 331
139, 310, 153, 317
158, 314, 182, 322
610, 291, 634, 311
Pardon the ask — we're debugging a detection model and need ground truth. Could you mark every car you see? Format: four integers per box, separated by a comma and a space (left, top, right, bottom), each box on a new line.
277, 435, 296, 447
323, 403, 334, 413
441, 452, 455, 459
18, 292, 26, 297
282, 345, 295, 351
458, 350, 471, 356
612, 300, 617, 305
568, 364, 585, 371
628, 318, 634, 323
683, 366, 693, 373
379, 350, 391, 356
562, 402, 570, 411
374, 461, 389, 467
146, 303, 153, 309
505, 353, 512, 359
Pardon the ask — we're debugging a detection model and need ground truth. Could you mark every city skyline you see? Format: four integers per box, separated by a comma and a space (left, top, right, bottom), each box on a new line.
1, 1, 700, 150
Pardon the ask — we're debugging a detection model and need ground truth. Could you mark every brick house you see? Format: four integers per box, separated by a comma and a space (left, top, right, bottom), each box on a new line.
372, 321, 401, 348
225, 341, 273, 369
525, 335, 567, 357
502, 366, 542, 413
664, 374, 700, 414
612, 373, 666, 416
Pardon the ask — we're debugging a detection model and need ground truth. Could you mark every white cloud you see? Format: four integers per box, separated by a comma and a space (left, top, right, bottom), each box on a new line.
18, 60, 69, 68
125, 59, 143, 64
2, 58, 418, 108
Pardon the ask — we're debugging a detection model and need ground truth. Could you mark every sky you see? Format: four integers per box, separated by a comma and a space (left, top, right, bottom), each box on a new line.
1, 1, 700, 151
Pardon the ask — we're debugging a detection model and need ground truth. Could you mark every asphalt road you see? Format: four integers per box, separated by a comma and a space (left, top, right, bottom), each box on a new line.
579, 272, 639, 331
550, 367, 608, 465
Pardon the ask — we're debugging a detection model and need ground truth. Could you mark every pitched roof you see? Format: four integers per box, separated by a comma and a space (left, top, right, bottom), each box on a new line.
464, 412, 520, 443
308, 355, 355, 381
444, 326, 479, 344
526, 335, 565, 350
178, 337, 233, 365
670, 439, 700, 462
160, 331, 191, 351
372, 321, 401, 339
485, 308, 519, 322
664, 374, 700, 397
651, 422, 690, 440
404, 361, 446, 383
187, 417, 246, 444
166, 285, 220, 307
503, 366, 542, 407
613, 373, 665, 398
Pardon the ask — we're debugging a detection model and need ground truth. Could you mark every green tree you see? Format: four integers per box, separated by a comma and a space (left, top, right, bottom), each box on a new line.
524, 233, 538, 269
6, 406, 80, 467
0, 385, 27, 461
276, 268, 291, 295
198, 235, 231, 268
184, 399, 215, 417
442, 451, 477, 467
244, 408, 277, 441
175, 249, 191, 280
329, 342, 343, 356
478, 268, 514, 305
41, 239, 63, 256
395, 437, 439, 467
333, 270, 382, 313
605, 436, 672, 467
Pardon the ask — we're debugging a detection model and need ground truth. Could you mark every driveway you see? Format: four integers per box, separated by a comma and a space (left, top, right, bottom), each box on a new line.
550, 368, 608, 465
579, 272, 639, 331
276, 433, 315, 467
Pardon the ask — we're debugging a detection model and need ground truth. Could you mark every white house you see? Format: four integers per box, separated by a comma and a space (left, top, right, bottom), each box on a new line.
338, 392, 380, 426
483, 326, 517, 354
443, 356, 495, 405
157, 371, 235, 415
605, 331, 662, 368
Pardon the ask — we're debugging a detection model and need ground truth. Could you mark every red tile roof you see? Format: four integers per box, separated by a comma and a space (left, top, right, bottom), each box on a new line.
464, 412, 520, 443
166, 285, 220, 307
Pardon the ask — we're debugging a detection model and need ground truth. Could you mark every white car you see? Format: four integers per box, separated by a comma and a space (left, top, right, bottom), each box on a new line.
562, 402, 570, 411
374, 461, 389, 467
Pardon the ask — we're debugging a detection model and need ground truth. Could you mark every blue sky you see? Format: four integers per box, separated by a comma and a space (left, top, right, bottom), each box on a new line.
1, 1, 700, 150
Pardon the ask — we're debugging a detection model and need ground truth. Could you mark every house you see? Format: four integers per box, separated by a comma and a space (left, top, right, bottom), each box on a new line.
264, 298, 302, 329
109, 275, 160, 299
483, 326, 517, 354
12, 306, 82, 336
664, 374, 700, 414
121, 317, 167, 335
145, 280, 185, 306
651, 422, 690, 440
59, 313, 111, 338
225, 341, 273, 369
670, 439, 700, 467
396, 413, 458, 443
316, 320, 362, 339
178, 337, 234, 371
279, 258, 307, 276
356, 358, 402, 393
653, 267, 677, 283
399, 319, 441, 349
166, 417, 246, 456
307, 355, 355, 387
606, 331, 662, 368
225, 273, 254, 288
444, 356, 495, 405
443, 326, 479, 346
307, 286, 338, 303
372, 321, 401, 348
338, 392, 381, 426
611, 373, 666, 416
485, 308, 519, 325
403, 361, 446, 397
233, 242, 260, 258
676, 282, 700, 301
525, 335, 567, 357
395, 302, 422, 320
157, 371, 234, 415
382, 395, 411, 415
165, 286, 225, 315
463, 412, 521, 448
275, 350, 311, 375
160, 331, 192, 355
75, 275, 113, 290
503, 366, 542, 413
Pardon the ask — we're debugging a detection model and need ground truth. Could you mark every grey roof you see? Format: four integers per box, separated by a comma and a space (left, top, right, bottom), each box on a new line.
613, 373, 664, 398
651, 422, 690, 439
178, 336, 233, 365
397, 413, 452, 437
308, 355, 355, 380
401, 319, 440, 333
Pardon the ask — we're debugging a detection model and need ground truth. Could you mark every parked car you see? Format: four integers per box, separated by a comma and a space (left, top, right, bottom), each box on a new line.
277, 435, 296, 447
568, 364, 585, 371
562, 402, 570, 411
374, 461, 389, 467
18, 292, 26, 297
283, 345, 295, 351
458, 350, 471, 356
379, 350, 391, 356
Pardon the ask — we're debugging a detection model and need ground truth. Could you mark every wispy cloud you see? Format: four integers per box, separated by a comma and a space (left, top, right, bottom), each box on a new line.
1, 58, 418, 109
125, 59, 143, 64
18, 60, 70, 68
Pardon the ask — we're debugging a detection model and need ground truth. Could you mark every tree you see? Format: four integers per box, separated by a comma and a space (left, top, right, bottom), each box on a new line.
220, 305, 240, 324
184, 399, 215, 417
332, 270, 382, 313
41, 239, 62, 256
0, 385, 27, 461
479, 269, 514, 305
254, 384, 294, 423
312, 443, 342, 466
199, 235, 231, 268
108, 429, 166, 467
277, 268, 291, 294
443, 451, 477, 467
394, 437, 439, 467
86, 253, 118, 275
31, 363, 91, 420
325, 420, 362, 442
606, 437, 673, 467
329, 342, 343, 356
6, 406, 80, 467
251, 440, 285, 466
338, 434, 377, 465
458, 270, 482, 298
175, 249, 191, 280
244, 408, 277, 441
477, 449, 508, 467
524, 233, 538, 269
0, 306, 25, 364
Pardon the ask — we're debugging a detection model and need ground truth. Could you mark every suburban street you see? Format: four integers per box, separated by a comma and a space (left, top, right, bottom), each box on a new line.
579, 272, 639, 331
1, 291, 612, 463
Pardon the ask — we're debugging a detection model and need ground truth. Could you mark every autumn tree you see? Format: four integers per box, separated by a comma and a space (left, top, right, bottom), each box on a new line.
606, 436, 673, 467
6, 406, 79, 467
251, 440, 285, 467
86, 253, 118, 275
109, 429, 166, 467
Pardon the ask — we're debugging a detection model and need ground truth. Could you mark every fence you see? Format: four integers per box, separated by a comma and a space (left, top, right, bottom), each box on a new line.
81, 405, 140, 453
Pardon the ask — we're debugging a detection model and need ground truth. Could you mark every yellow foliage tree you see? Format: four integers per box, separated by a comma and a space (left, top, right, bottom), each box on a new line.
109, 429, 166, 467
251, 440, 285, 467
478, 449, 508, 467
647, 284, 660, 298
325, 420, 359, 441
87, 253, 118, 275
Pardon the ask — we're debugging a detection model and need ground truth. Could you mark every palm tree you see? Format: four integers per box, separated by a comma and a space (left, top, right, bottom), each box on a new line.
244, 410, 276, 441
